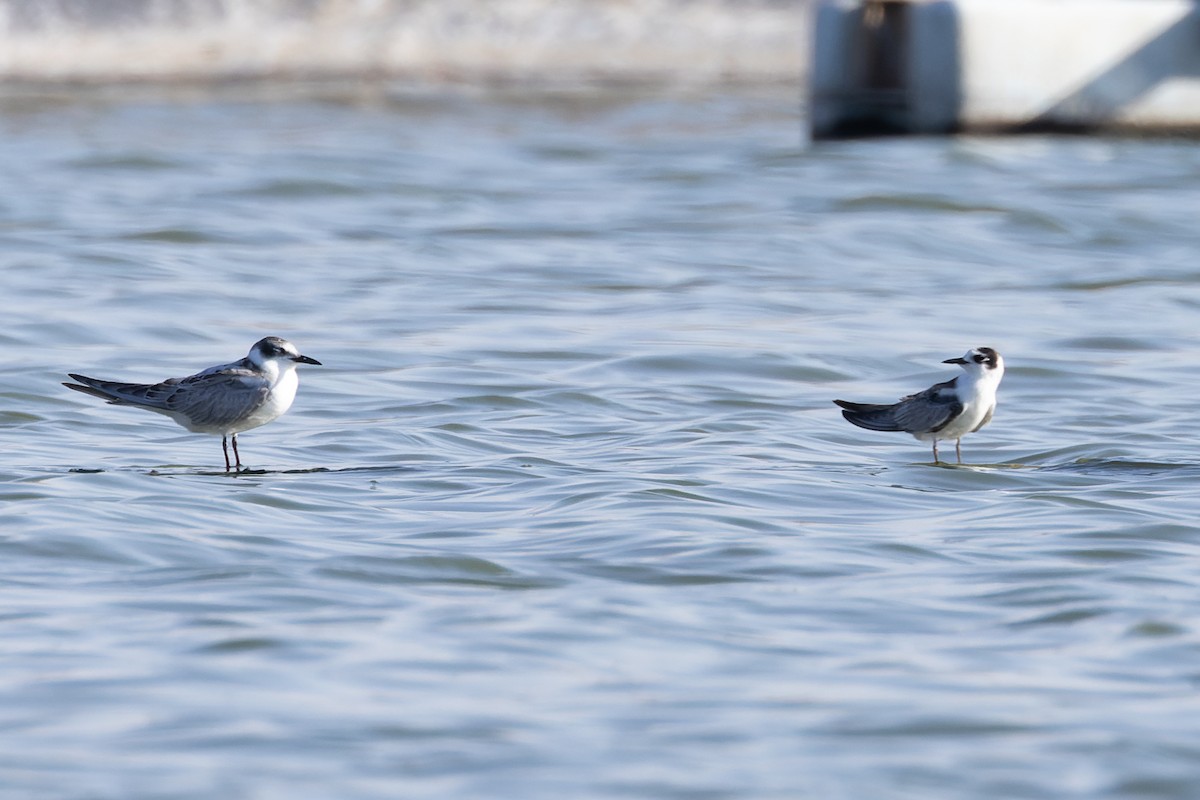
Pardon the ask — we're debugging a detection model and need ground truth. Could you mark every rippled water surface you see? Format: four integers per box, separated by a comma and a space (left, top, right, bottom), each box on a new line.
5, 83, 1200, 799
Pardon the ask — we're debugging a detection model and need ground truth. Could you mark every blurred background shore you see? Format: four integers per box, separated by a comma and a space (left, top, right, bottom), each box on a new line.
0, 0, 809, 86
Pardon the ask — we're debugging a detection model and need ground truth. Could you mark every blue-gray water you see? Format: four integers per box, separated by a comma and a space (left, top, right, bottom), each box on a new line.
5, 82, 1200, 799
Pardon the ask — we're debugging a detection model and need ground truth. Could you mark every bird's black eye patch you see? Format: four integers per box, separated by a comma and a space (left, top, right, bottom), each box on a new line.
973, 353, 985, 363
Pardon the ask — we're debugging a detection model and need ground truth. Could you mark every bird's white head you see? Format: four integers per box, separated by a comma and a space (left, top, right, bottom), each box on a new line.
247, 337, 322, 374
943, 346, 1003, 382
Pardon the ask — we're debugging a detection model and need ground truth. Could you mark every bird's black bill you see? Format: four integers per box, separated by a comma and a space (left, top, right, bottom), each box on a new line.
293, 355, 322, 365
942, 357, 967, 364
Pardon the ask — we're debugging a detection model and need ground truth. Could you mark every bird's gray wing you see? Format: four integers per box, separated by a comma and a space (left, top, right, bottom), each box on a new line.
193, 356, 254, 378
891, 379, 962, 434
161, 368, 270, 429
65, 368, 268, 430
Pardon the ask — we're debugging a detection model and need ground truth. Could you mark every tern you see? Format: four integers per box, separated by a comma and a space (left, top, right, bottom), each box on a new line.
833, 346, 1004, 464
64, 336, 321, 472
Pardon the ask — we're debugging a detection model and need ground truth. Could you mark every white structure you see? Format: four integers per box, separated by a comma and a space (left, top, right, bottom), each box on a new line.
810, 0, 1200, 137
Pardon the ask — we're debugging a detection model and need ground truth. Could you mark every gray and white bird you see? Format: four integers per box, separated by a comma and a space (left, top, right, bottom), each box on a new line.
64, 336, 321, 472
833, 346, 1004, 464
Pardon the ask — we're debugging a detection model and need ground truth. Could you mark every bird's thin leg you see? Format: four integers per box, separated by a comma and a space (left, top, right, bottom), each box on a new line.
932, 440, 940, 464
955, 439, 962, 464
222, 435, 231, 473
231, 434, 242, 472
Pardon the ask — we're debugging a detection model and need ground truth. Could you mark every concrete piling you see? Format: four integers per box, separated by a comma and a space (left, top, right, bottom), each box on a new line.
810, 0, 1200, 137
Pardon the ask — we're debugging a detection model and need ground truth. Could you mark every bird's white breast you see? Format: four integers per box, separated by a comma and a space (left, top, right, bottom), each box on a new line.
920, 370, 1000, 442
233, 365, 299, 433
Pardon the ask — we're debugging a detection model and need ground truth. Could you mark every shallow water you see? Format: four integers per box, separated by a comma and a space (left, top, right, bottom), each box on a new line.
4, 83, 1200, 799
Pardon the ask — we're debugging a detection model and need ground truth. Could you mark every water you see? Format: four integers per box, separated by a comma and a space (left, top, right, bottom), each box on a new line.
4, 78, 1200, 800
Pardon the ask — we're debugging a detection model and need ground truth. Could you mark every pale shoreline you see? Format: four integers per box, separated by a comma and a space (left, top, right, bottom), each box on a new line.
0, 0, 811, 85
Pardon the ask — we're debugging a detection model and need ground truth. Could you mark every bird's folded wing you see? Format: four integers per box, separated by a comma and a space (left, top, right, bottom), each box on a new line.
892, 381, 962, 434
162, 370, 270, 428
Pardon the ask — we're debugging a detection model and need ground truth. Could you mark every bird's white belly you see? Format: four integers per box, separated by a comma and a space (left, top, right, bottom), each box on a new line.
913, 399, 992, 442
231, 370, 298, 434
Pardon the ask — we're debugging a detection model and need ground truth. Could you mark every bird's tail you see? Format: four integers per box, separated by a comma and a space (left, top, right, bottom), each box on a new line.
63, 374, 166, 408
833, 400, 904, 432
